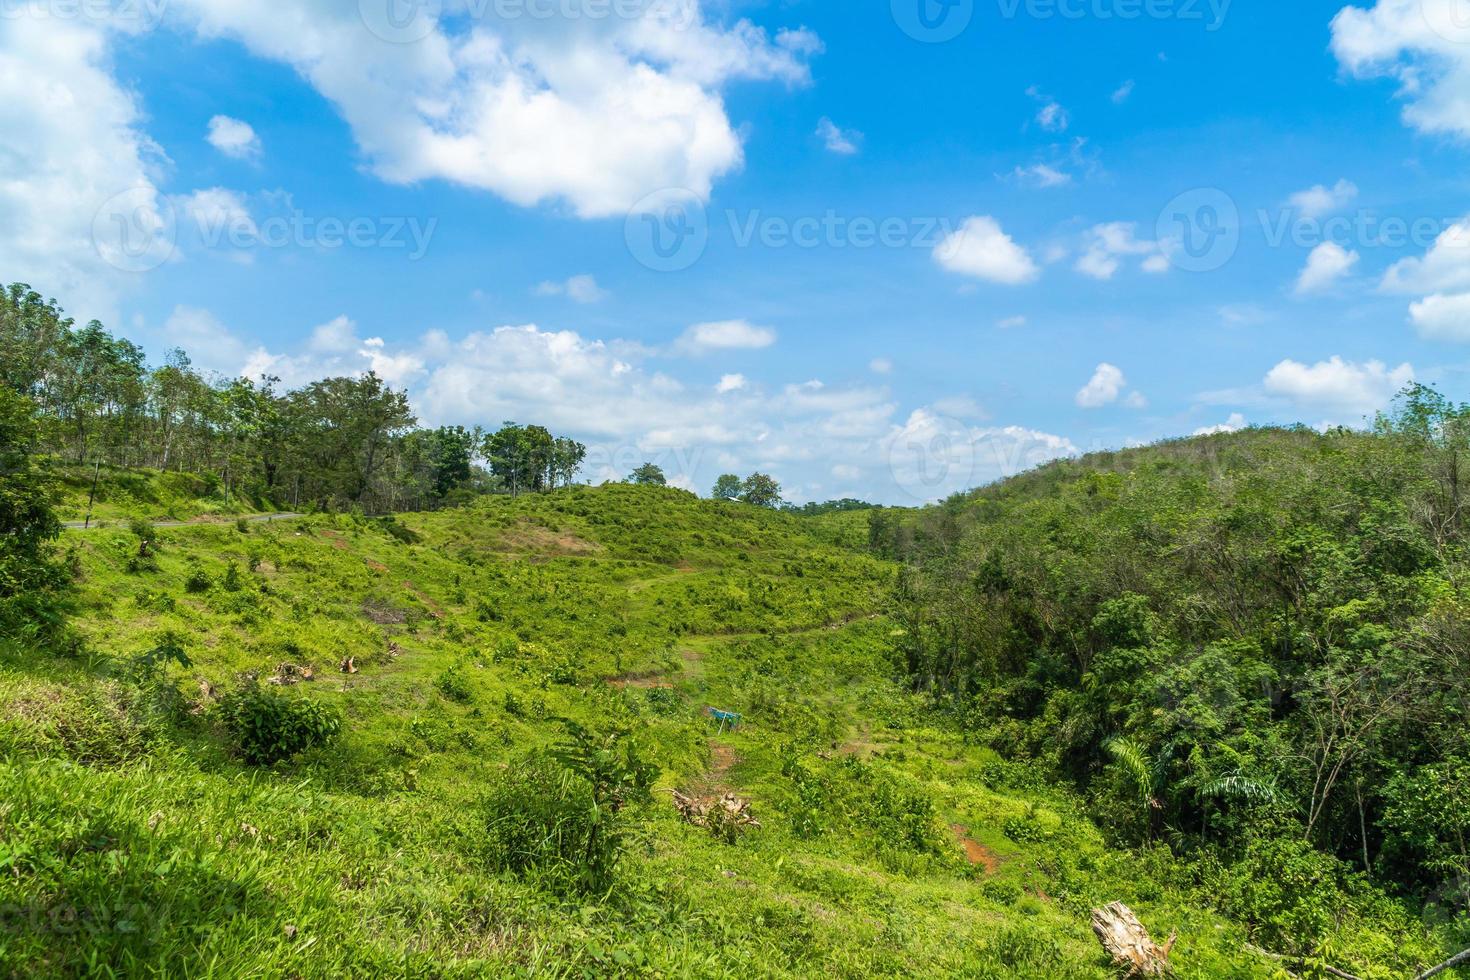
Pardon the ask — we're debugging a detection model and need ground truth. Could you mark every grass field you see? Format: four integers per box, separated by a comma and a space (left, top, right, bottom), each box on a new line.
0, 482, 1448, 977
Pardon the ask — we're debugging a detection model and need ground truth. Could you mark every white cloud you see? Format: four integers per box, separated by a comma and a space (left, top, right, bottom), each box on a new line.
1027, 86, 1069, 132
996, 315, 1027, 329
206, 114, 261, 161
1010, 163, 1072, 188
882, 409, 1076, 503
933, 216, 1040, 285
675, 319, 777, 354
1111, 80, 1135, 103
815, 116, 860, 155
158, 306, 252, 376
1295, 242, 1360, 294
0, 15, 167, 319
716, 373, 747, 393
535, 274, 608, 304
1194, 412, 1247, 436
869, 357, 893, 374
1409, 292, 1470, 341
1288, 179, 1358, 218
1331, 0, 1470, 139
1381, 217, 1470, 293
1124, 390, 1149, 409
1263, 356, 1414, 418
1076, 363, 1128, 408
1075, 222, 1167, 280
172, 0, 818, 218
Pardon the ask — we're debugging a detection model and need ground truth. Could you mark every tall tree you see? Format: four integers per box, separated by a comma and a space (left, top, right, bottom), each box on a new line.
630, 463, 667, 486
712, 474, 742, 500
0, 388, 66, 639
740, 472, 782, 508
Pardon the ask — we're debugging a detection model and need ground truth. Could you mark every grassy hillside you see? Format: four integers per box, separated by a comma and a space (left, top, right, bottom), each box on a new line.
0, 480, 1412, 978
50, 464, 283, 525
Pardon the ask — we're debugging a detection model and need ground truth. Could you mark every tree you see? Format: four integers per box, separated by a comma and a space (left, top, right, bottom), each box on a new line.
630, 463, 667, 486
712, 474, 742, 500
426, 425, 477, 499
740, 472, 782, 508
0, 388, 66, 639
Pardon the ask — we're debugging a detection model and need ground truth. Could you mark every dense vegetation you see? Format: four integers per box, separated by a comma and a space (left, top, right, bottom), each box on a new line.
878, 387, 1470, 965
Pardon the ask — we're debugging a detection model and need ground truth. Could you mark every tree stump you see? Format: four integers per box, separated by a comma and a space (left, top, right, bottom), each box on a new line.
1091, 902, 1175, 977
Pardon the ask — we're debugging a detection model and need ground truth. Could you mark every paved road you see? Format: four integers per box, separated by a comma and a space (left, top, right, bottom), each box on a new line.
62, 513, 303, 530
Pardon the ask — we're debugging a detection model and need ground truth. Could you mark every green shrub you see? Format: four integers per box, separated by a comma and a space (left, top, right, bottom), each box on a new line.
216, 681, 341, 765
434, 662, 474, 703
480, 758, 620, 895
182, 562, 212, 594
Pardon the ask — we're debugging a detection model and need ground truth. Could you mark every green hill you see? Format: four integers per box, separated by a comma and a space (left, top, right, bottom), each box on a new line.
1, 422, 1466, 975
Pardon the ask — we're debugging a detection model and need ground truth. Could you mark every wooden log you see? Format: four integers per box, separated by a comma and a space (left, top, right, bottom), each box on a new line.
1091, 902, 1175, 977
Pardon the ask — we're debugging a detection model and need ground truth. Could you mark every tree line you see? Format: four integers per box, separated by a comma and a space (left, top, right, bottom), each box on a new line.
0, 284, 588, 513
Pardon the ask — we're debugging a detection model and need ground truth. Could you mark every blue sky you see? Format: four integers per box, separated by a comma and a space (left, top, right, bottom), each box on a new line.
6, 0, 1470, 503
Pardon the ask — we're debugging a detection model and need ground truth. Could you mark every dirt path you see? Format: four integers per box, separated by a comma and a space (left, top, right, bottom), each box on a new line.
950, 825, 1001, 874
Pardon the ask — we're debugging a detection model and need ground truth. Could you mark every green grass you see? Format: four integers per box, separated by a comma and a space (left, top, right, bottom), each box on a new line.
0, 482, 1446, 977
51, 464, 281, 524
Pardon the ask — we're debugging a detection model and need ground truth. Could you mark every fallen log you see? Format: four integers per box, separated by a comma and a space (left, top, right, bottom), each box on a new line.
1091, 902, 1175, 977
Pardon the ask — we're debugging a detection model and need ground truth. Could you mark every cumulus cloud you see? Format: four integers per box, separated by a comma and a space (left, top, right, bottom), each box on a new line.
206, 115, 261, 160
1409, 292, 1470, 341
1288, 179, 1358, 218
933, 216, 1040, 285
815, 116, 860, 155
1331, 0, 1470, 139
1075, 223, 1168, 280
535, 274, 608, 304
1263, 356, 1414, 419
882, 409, 1076, 503
716, 373, 747, 393
674, 319, 777, 355
0, 15, 167, 319
1381, 217, 1470, 294
171, 0, 819, 218
1075, 363, 1130, 408
1295, 242, 1360, 294
1194, 412, 1247, 436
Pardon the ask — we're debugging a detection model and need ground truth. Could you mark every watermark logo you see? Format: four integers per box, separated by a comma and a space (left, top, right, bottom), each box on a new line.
358, 0, 441, 44
92, 187, 177, 273
0, 0, 168, 30
1156, 188, 1240, 273
886, 414, 980, 503
1420, 0, 1470, 44
893, 0, 974, 42
625, 187, 708, 273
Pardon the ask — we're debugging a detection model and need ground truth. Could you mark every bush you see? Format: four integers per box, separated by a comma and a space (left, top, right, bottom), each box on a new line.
434, 662, 474, 703
216, 681, 341, 765
480, 758, 620, 896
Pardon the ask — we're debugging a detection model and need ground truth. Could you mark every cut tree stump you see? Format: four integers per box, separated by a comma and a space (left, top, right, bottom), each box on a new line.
1091, 902, 1176, 977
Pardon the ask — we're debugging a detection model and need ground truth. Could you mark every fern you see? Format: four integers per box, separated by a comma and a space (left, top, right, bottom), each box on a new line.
1201, 773, 1278, 804
1104, 736, 1155, 810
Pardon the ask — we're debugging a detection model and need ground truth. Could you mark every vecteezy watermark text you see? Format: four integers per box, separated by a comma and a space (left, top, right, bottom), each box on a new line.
893, 0, 1230, 42
624, 189, 959, 272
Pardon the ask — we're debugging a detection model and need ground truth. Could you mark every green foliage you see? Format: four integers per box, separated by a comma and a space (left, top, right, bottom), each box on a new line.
629, 462, 667, 486
0, 387, 67, 640
216, 681, 342, 765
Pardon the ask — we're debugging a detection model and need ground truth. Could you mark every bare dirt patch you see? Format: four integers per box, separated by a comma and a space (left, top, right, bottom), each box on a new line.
496, 522, 602, 557
950, 824, 1001, 874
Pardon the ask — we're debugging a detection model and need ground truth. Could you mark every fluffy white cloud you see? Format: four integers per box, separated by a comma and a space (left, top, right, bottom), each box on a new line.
1409, 292, 1470, 341
1288, 179, 1358, 218
675, 319, 777, 354
1075, 222, 1168, 280
1381, 217, 1470, 293
1263, 356, 1414, 418
881, 409, 1076, 503
1332, 0, 1470, 139
815, 116, 860, 155
158, 306, 253, 375
1075, 363, 1128, 408
206, 115, 261, 160
0, 15, 167, 319
1194, 412, 1247, 436
1295, 242, 1360, 294
716, 373, 747, 393
933, 216, 1040, 285
535, 274, 608, 304
171, 0, 818, 218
